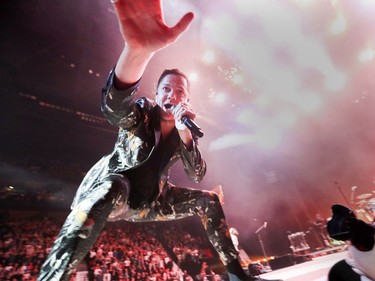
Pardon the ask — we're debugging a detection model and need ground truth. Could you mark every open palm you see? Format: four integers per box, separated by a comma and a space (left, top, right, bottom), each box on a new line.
112, 0, 194, 53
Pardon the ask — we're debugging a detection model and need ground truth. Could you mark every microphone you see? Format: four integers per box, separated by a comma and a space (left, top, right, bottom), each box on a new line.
181, 116, 204, 138
165, 104, 204, 138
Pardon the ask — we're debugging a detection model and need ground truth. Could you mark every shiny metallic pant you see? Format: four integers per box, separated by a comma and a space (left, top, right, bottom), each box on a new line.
37, 175, 238, 281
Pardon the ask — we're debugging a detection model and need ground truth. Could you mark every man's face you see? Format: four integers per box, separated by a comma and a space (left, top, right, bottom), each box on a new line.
156, 74, 190, 120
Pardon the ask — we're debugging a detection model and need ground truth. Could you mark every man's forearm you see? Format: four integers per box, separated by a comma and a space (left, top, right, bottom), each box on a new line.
181, 142, 207, 183
114, 44, 155, 87
178, 129, 194, 151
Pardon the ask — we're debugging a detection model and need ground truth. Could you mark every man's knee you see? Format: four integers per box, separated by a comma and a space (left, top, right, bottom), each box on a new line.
195, 190, 222, 216
86, 175, 129, 213
73, 175, 130, 229
203, 190, 221, 205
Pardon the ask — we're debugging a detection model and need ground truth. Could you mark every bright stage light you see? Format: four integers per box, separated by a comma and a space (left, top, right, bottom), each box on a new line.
358, 48, 375, 62
254, 95, 272, 109
208, 134, 254, 151
202, 15, 240, 48
296, 91, 323, 114
294, 0, 315, 7
324, 71, 346, 92
361, 0, 375, 7
330, 0, 339, 8
275, 110, 298, 128
233, 0, 256, 14
188, 72, 198, 82
237, 109, 257, 126
254, 126, 282, 150
329, 12, 347, 35
213, 91, 228, 105
202, 50, 215, 64
231, 73, 244, 85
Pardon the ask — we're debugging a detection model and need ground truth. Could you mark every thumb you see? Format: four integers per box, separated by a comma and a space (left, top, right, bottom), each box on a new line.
170, 12, 194, 40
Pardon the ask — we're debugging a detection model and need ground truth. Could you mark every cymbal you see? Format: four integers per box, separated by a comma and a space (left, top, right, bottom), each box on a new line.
356, 193, 372, 200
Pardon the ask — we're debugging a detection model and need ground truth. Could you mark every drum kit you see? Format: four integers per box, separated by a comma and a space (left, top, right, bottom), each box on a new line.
287, 191, 375, 254
353, 192, 375, 223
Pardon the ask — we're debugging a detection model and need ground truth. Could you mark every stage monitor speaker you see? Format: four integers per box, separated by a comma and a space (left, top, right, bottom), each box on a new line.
269, 254, 309, 270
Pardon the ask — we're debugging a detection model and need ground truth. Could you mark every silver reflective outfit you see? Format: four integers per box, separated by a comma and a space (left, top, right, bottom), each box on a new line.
37, 69, 238, 281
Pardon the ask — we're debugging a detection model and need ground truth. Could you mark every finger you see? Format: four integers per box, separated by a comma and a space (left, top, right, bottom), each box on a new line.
170, 12, 194, 39
174, 106, 184, 121
173, 102, 183, 113
177, 108, 188, 121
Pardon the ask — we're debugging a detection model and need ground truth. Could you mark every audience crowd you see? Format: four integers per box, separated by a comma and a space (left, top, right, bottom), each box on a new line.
0, 159, 224, 281
0, 212, 222, 281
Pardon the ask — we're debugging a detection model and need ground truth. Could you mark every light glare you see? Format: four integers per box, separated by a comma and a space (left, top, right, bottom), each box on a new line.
188, 72, 198, 82
214, 92, 228, 105
202, 50, 216, 64
358, 48, 375, 62
329, 13, 347, 35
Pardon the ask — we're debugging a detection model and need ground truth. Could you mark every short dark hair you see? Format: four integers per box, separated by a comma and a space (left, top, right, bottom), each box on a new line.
156, 69, 190, 91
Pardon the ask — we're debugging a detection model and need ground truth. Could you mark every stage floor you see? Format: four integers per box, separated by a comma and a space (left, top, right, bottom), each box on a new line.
258, 251, 347, 281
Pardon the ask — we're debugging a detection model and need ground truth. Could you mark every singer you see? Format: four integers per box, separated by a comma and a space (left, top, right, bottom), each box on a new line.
37, 1, 281, 281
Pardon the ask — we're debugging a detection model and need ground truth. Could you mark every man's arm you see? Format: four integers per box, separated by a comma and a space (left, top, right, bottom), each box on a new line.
111, 0, 194, 86
181, 140, 207, 183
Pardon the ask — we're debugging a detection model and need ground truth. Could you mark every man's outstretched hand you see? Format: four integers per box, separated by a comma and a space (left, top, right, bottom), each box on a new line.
112, 0, 194, 54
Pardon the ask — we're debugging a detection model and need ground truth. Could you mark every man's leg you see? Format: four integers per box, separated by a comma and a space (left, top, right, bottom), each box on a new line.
37, 176, 128, 281
146, 185, 283, 281
146, 185, 251, 281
